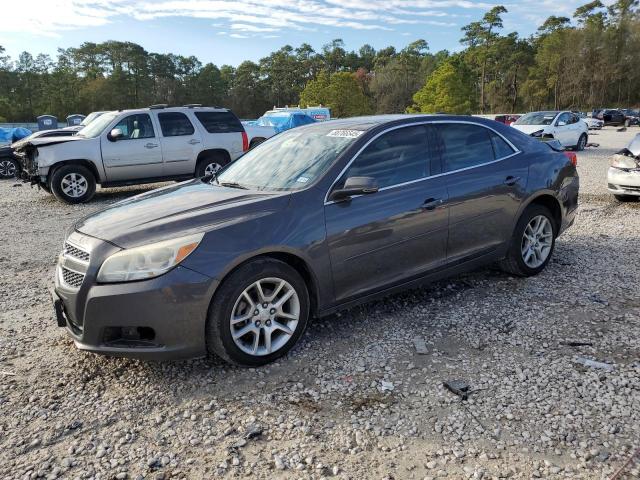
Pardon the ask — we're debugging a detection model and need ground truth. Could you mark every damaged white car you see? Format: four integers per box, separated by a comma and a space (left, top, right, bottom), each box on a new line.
608, 133, 640, 202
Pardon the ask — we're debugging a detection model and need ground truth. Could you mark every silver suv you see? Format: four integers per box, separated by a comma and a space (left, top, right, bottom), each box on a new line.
14, 105, 250, 203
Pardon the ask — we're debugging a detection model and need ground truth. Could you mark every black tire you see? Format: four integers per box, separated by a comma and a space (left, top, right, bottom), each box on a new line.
614, 194, 638, 202
576, 133, 587, 151
249, 138, 266, 149
195, 152, 229, 178
0, 157, 19, 179
206, 258, 310, 366
50, 164, 96, 204
499, 204, 557, 277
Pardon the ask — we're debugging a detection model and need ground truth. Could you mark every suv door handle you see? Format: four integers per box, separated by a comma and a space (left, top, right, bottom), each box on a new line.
503, 176, 520, 186
145, 143, 159, 149
422, 198, 443, 210
188, 139, 201, 145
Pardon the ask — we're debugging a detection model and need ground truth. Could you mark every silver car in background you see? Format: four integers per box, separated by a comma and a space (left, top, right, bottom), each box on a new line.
608, 133, 640, 201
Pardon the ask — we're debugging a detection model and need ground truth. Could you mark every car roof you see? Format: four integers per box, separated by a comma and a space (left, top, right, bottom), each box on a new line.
310, 114, 489, 131
115, 106, 230, 115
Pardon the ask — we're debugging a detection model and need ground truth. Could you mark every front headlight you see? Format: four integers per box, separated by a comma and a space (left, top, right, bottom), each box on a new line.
97, 233, 204, 283
610, 154, 640, 170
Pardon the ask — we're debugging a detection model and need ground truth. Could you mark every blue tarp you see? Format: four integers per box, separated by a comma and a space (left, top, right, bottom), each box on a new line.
0, 127, 32, 143
251, 112, 316, 133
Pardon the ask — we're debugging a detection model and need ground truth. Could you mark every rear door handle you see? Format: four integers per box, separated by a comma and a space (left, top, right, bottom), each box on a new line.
422, 198, 443, 210
188, 139, 201, 145
145, 143, 159, 149
503, 176, 520, 186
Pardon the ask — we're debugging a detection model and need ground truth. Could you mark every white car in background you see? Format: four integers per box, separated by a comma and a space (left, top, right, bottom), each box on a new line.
608, 133, 640, 202
512, 111, 589, 150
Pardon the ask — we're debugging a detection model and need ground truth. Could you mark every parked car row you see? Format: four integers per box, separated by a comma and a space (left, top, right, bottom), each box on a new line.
50, 114, 579, 365
593, 108, 639, 127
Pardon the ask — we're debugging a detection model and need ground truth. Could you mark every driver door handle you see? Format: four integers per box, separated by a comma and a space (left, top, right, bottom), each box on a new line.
145, 143, 159, 149
503, 175, 521, 186
188, 139, 201, 145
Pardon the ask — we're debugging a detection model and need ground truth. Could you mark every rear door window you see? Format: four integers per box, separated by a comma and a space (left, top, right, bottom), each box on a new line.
437, 124, 495, 172
194, 111, 244, 133
158, 112, 195, 137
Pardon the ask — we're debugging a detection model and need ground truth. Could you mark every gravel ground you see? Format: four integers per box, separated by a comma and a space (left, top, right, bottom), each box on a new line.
1, 126, 639, 480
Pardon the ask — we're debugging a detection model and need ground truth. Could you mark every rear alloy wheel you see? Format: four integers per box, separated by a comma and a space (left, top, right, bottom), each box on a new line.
206, 259, 309, 366
499, 205, 557, 277
576, 134, 587, 151
0, 158, 18, 179
50, 164, 96, 204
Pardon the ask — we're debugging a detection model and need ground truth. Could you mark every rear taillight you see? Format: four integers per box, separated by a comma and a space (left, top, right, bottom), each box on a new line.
563, 151, 578, 166
241, 131, 249, 152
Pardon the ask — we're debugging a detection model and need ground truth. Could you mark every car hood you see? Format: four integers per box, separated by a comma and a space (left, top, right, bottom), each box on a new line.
511, 124, 549, 135
626, 134, 640, 157
12, 135, 83, 151
75, 180, 290, 248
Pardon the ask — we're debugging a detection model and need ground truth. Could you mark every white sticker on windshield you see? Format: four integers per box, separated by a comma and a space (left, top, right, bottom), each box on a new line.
296, 176, 309, 183
326, 129, 364, 138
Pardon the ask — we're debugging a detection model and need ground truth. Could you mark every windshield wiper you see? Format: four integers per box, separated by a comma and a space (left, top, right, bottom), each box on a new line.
219, 181, 249, 190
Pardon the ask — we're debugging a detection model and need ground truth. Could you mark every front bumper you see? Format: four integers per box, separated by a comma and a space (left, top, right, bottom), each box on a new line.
607, 167, 640, 196
54, 262, 215, 360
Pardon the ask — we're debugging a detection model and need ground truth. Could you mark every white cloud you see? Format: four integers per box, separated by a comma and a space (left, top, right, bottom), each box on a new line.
4, 0, 470, 37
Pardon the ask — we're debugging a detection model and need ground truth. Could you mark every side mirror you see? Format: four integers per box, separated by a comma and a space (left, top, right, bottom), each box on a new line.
557, 121, 567, 127
329, 176, 378, 202
108, 128, 124, 141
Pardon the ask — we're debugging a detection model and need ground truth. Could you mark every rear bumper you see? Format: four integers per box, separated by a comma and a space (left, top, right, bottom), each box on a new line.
607, 167, 640, 196
54, 265, 214, 360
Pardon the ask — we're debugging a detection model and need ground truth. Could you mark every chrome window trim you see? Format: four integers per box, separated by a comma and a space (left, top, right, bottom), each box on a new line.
324, 119, 522, 205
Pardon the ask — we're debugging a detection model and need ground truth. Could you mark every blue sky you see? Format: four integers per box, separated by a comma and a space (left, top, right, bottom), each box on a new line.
2, 0, 598, 66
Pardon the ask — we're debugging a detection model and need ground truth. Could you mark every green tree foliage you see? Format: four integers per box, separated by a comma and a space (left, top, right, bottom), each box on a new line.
410, 56, 475, 114
0, 2, 639, 123
300, 71, 372, 117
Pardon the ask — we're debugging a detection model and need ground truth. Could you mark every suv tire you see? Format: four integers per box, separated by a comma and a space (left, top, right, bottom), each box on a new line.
50, 164, 96, 204
206, 258, 310, 366
575, 133, 587, 151
196, 153, 229, 178
499, 204, 557, 277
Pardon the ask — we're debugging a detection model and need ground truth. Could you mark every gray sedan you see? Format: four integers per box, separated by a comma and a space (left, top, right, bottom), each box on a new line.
52, 115, 579, 366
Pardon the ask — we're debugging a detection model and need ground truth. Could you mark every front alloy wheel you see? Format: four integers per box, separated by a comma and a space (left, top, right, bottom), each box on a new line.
0, 158, 18, 179
206, 258, 309, 366
230, 278, 300, 356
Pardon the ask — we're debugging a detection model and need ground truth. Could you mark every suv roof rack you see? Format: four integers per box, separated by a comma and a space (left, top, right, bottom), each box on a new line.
149, 104, 169, 109
184, 104, 202, 108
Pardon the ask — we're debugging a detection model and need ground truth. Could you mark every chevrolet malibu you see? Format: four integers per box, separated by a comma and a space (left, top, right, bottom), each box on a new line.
53, 115, 579, 366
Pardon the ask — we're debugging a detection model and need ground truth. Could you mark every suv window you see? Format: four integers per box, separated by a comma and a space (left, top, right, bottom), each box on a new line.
195, 111, 244, 133
437, 124, 495, 172
112, 114, 155, 140
340, 125, 429, 189
158, 112, 195, 137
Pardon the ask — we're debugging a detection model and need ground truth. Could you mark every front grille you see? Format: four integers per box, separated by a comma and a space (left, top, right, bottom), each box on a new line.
64, 242, 90, 262
61, 267, 84, 288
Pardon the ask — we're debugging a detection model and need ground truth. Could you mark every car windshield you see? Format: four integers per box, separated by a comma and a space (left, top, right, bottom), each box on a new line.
216, 124, 363, 191
76, 112, 118, 138
514, 112, 558, 126
80, 111, 104, 126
